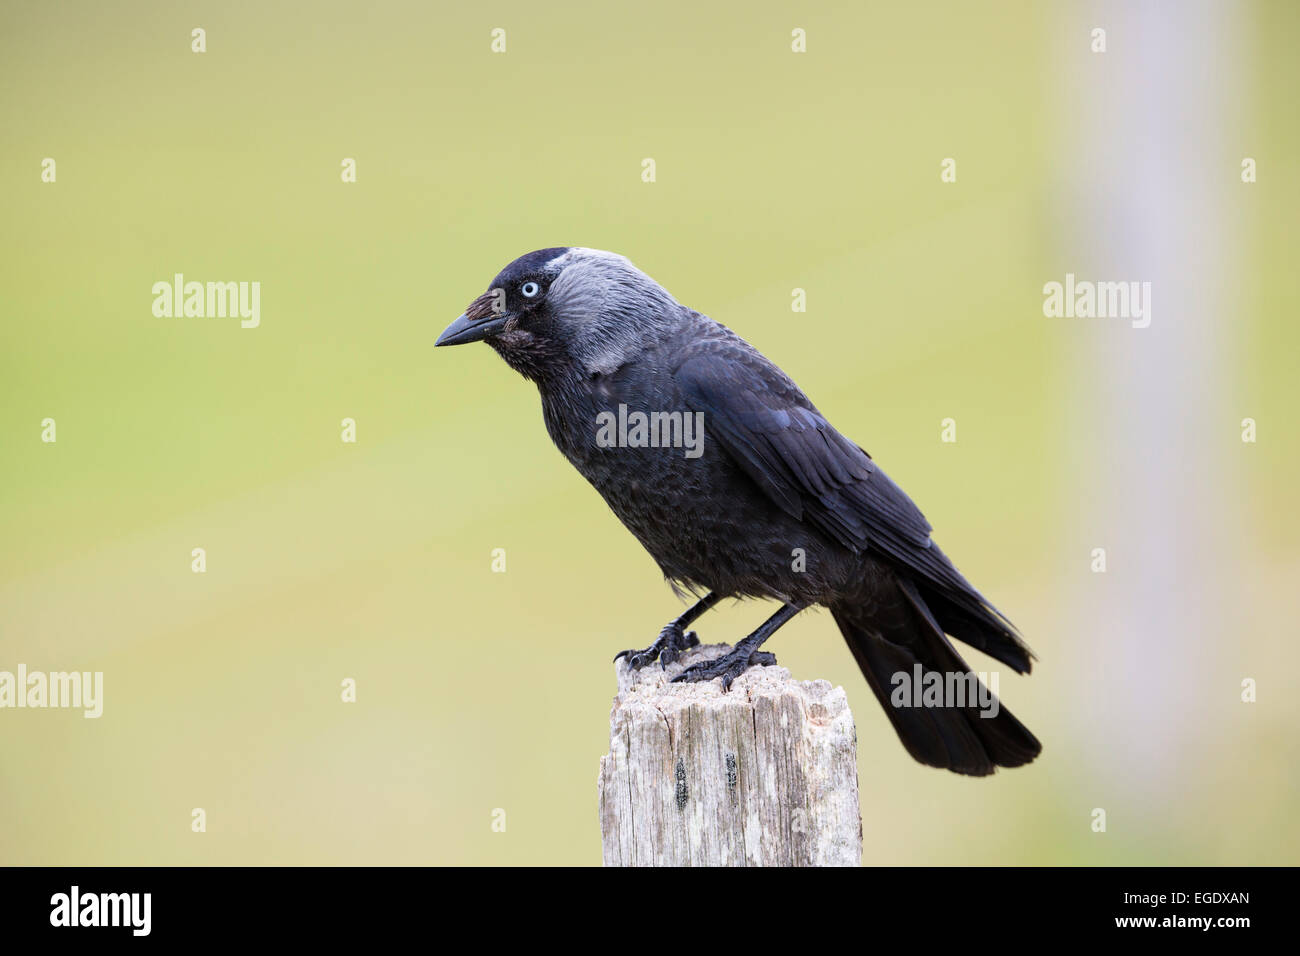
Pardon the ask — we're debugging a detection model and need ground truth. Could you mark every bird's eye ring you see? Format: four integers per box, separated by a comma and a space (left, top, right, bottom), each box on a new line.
520, 281, 541, 298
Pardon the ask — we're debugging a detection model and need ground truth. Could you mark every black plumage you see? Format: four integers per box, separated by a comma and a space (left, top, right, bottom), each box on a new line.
437, 248, 1041, 775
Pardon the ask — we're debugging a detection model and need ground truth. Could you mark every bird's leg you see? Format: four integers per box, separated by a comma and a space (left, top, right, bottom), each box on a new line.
614, 591, 720, 670
672, 603, 803, 691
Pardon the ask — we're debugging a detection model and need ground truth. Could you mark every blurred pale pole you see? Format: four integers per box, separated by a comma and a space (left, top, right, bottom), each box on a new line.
1058, 2, 1245, 795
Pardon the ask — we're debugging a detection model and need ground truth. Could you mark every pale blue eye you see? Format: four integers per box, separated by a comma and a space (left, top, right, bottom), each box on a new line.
521, 281, 540, 298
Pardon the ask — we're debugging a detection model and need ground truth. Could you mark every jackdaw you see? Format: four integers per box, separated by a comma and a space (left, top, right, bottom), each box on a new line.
437, 247, 1040, 775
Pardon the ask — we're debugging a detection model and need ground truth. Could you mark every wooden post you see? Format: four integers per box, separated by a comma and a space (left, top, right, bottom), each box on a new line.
598, 643, 862, 866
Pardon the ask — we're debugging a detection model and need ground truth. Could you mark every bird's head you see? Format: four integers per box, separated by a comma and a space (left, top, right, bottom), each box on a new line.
437, 247, 681, 380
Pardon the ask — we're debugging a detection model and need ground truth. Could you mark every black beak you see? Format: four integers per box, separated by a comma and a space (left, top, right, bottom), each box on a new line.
436, 311, 508, 347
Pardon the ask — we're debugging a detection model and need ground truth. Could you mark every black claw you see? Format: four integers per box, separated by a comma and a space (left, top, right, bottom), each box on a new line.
661, 630, 702, 667
672, 645, 777, 690
615, 623, 699, 671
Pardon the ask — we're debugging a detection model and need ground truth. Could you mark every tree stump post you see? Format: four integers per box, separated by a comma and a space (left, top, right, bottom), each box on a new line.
598, 643, 862, 866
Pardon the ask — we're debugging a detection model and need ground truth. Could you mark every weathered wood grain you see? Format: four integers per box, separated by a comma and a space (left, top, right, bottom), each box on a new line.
598, 643, 861, 866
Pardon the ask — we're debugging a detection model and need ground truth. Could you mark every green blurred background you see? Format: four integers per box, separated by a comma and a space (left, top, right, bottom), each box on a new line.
2, 0, 1297, 865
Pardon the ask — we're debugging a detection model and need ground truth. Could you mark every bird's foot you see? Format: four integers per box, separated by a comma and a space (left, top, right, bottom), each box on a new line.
671, 645, 778, 691
614, 622, 701, 670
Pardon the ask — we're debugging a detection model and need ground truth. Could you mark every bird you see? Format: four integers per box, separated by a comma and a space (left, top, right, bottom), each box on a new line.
437, 247, 1041, 775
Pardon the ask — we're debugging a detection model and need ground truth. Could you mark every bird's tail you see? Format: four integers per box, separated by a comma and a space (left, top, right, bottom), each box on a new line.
830, 580, 1041, 775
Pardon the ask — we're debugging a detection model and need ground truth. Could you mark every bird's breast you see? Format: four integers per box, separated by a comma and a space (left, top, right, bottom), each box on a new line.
537, 378, 819, 598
